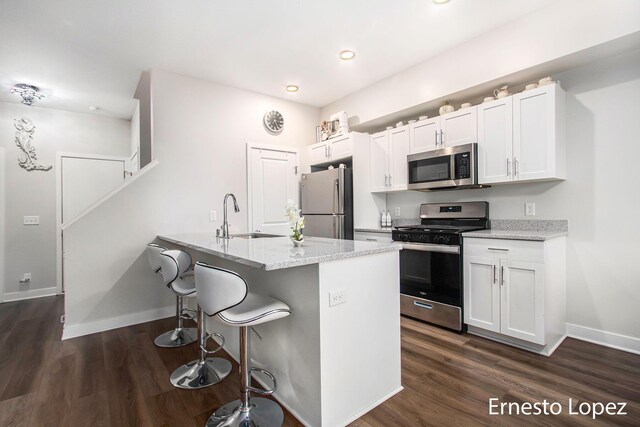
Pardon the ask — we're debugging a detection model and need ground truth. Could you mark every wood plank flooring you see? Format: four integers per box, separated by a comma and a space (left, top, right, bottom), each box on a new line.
0, 296, 638, 426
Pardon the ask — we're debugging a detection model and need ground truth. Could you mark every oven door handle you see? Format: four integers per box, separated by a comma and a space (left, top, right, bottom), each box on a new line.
402, 243, 460, 254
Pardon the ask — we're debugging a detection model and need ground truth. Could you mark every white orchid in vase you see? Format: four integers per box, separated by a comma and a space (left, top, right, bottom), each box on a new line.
285, 200, 305, 245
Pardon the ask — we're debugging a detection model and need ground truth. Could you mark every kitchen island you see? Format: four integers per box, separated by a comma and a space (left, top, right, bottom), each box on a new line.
157, 233, 403, 427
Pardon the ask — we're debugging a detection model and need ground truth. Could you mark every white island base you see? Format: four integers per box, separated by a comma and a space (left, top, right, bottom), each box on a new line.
159, 234, 402, 427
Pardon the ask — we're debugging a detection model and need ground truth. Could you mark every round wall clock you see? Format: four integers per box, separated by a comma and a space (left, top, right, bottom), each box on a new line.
263, 110, 284, 134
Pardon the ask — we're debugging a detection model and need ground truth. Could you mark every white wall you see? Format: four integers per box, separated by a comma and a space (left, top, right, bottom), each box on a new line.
384, 50, 640, 341
62, 70, 319, 335
320, 0, 640, 128
0, 102, 131, 299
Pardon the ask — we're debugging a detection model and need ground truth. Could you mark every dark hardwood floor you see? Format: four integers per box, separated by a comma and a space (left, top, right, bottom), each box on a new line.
0, 296, 638, 426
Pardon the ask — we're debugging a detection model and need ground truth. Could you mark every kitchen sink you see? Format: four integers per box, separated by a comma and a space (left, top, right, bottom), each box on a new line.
231, 233, 283, 239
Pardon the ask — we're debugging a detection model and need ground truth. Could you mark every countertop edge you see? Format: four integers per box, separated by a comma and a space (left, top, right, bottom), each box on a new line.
461, 230, 568, 241
354, 228, 393, 234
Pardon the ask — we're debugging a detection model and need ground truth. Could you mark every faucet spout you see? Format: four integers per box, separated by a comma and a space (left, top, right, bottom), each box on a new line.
222, 193, 239, 238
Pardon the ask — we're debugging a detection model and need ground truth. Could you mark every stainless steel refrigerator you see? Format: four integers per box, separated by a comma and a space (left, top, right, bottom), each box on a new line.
301, 168, 353, 240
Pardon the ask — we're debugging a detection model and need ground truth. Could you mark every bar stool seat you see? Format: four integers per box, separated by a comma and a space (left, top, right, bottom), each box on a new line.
194, 262, 291, 427
218, 293, 290, 327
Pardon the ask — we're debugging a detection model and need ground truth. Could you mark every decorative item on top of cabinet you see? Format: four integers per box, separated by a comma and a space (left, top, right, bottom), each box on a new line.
439, 102, 454, 115
478, 84, 565, 185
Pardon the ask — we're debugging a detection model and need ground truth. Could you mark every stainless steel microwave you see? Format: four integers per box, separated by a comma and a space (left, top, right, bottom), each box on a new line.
407, 143, 479, 191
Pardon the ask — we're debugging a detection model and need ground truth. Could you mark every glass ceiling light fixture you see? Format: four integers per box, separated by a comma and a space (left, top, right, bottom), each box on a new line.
11, 84, 45, 106
339, 50, 356, 60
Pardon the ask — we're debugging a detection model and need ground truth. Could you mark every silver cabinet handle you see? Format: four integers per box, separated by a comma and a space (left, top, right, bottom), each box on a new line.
506, 158, 511, 176
328, 145, 332, 158
441, 130, 445, 145
488, 247, 509, 252
493, 264, 497, 283
414, 301, 433, 310
500, 266, 505, 286
365, 238, 378, 242
384, 174, 389, 186
514, 157, 519, 176
435, 130, 439, 146
389, 175, 393, 186
324, 146, 328, 158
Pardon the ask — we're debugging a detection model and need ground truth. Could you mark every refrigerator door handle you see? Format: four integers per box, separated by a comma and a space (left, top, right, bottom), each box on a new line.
333, 214, 338, 239
333, 179, 340, 214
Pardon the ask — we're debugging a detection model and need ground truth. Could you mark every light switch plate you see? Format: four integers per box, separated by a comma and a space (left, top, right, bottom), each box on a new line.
525, 203, 536, 216
394, 207, 401, 217
23, 216, 40, 225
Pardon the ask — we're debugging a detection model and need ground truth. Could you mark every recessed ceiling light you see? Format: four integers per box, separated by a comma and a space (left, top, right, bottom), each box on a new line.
286, 85, 299, 93
88, 106, 99, 111
433, 0, 450, 4
339, 50, 356, 60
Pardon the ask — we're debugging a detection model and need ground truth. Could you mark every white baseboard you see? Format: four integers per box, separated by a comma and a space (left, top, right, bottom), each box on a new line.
567, 323, 640, 355
2, 286, 58, 302
62, 305, 174, 340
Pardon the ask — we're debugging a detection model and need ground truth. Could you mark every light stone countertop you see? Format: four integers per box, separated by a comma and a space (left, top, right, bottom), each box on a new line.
158, 233, 402, 271
462, 219, 568, 241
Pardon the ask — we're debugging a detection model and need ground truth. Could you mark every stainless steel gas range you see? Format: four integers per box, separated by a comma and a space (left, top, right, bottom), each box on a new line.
392, 202, 489, 331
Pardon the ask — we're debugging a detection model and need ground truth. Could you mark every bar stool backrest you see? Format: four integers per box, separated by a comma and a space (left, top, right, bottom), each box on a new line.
146, 243, 168, 275
159, 250, 192, 287
194, 262, 248, 316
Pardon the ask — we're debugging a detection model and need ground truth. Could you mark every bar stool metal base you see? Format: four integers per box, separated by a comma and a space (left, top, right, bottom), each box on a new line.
154, 327, 197, 348
205, 397, 284, 427
170, 357, 232, 389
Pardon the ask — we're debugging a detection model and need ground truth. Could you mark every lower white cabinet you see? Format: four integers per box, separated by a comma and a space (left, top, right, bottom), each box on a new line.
354, 231, 393, 243
463, 237, 566, 355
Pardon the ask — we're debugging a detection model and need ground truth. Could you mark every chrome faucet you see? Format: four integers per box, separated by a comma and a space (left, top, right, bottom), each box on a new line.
221, 193, 240, 238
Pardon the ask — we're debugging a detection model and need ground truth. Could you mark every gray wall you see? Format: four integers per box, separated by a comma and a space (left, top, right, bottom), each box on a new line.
385, 50, 640, 339
135, 71, 153, 168
0, 102, 131, 297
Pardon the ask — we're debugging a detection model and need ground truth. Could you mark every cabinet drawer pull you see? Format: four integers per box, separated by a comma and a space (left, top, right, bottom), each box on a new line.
365, 238, 378, 242
435, 130, 439, 145
414, 301, 433, 310
488, 247, 509, 252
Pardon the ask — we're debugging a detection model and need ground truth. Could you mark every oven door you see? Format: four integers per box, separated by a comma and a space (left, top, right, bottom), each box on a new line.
399, 242, 463, 330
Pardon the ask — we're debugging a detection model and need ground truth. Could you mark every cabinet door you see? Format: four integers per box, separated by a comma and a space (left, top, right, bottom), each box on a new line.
309, 142, 329, 165
440, 107, 478, 147
409, 117, 440, 153
329, 135, 353, 161
464, 256, 500, 332
370, 131, 389, 192
478, 98, 513, 184
513, 85, 557, 181
388, 125, 410, 190
500, 260, 545, 344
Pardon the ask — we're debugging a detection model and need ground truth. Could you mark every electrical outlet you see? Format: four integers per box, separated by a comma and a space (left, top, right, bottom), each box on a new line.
209, 210, 217, 222
329, 289, 347, 307
525, 202, 536, 216
394, 207, 401, 217
23, 216, 39, 225
20, 273, 31, 284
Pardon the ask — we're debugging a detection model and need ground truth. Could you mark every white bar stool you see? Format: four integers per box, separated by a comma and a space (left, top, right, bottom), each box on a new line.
160, 251, 233, 389
146, 243, 197, 347
194, 262, 291, 427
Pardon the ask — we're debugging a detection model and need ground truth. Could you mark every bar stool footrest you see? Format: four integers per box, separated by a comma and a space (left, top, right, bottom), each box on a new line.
200, 332, 225, 355
247, 367, 277, 395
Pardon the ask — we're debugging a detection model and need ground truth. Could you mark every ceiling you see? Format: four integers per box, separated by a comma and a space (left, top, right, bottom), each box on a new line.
0, 0, 557, 119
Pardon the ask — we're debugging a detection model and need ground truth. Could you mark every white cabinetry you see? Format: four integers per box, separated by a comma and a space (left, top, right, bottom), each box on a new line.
354, 231, 393, 243
370, 126, 410, 192
463, 237, 566, 356
409, 108, 478, 154
478, 85, 565, 184
308, 134, 354, 166
351, 132, 386, 229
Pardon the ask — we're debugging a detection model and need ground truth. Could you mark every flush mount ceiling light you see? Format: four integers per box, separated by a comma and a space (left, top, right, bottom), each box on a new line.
11, 83, 45, 106
286, 85, 299, 93
433, 0, 450, 3
89, 106, 99, 111
339, 50, 356, 60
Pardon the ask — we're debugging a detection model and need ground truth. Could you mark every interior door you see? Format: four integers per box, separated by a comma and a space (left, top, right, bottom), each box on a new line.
478, 98, 513, 184
61, 156, 126, 223
249, 146, 299, 235
463, 255, 500, 332
441, 107, 478, 147
388, 125, 410, 190
500, 260, 545, 344
370, 131, 389, 192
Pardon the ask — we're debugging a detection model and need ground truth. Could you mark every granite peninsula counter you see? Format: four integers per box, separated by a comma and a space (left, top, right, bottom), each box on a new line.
157, 233, 403, 427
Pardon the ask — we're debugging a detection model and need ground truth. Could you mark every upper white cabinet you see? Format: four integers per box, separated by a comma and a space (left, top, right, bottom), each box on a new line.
463, 236, 566, 356
478, 98, 513, 184
440, 107, 478, 147
370, 125, 410, 192
409, 107, 478, 154
478, 85, 565, 184
308, 134, 354, 166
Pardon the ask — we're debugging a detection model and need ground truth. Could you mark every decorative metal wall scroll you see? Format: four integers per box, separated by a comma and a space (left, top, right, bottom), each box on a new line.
14, 117, 52, 171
